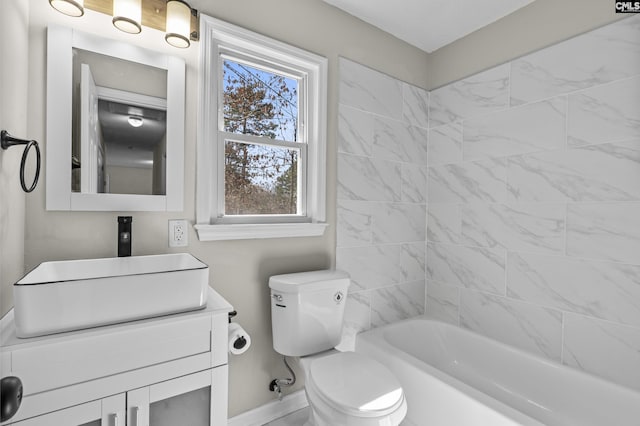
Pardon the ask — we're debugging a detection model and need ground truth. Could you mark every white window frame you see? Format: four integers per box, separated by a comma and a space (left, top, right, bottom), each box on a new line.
195, 15, 328, 241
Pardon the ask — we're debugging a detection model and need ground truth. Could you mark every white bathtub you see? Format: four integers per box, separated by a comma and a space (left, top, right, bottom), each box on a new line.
355, 318, 640, 426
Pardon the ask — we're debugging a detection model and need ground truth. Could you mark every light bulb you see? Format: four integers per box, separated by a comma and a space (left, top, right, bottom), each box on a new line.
112, 0, 142, 34
165, 0, 192, 48
49, 0, 84, 17
128, 116, 143, 128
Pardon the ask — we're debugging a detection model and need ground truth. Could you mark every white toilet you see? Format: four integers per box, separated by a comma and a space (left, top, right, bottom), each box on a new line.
269, 270, 407, 426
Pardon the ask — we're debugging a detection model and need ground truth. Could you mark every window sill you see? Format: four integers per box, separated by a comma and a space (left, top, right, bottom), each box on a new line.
194, 222, 328, 241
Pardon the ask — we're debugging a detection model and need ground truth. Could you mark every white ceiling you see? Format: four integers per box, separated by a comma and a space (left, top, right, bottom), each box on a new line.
321, 0, 535, 53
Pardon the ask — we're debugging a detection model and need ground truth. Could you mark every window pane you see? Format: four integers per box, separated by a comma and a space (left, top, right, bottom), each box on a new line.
225, 141, 298, 215
222, 59, 299, 142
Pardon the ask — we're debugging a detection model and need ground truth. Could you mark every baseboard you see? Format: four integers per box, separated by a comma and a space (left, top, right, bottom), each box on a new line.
227, 389, 308, 426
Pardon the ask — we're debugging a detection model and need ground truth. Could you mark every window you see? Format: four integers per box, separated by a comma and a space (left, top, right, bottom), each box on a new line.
222, 59, 301, 216
195, 16, 328, 241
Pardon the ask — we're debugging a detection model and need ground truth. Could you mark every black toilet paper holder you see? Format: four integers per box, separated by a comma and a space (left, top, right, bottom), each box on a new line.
227, 310, 247, 350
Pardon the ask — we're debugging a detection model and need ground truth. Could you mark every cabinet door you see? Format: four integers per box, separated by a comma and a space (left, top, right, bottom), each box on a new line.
100, 394, 125, 426
12, 394, 124, 426
127, 387, 149, 426
127, 370, 213, 426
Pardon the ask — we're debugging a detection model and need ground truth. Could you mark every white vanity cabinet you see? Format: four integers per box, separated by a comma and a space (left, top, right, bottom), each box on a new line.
0, 288, 233, 426
10, 394, 125, 426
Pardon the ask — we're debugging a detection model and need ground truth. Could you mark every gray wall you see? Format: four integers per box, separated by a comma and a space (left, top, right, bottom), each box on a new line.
0, 0, 29, 317
425, 15, 640, 391
22, 0, 428, 417
428, 0, 625, 89
106, 166, 154, 195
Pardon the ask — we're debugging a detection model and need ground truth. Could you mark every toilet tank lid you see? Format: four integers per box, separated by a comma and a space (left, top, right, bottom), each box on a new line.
269, 270, 350, 293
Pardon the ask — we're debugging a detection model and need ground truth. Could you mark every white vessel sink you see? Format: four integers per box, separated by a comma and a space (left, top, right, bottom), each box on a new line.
13, 253, 209, 338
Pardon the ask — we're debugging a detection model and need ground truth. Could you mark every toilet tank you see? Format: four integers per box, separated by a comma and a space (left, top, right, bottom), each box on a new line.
269, 270, 350, 357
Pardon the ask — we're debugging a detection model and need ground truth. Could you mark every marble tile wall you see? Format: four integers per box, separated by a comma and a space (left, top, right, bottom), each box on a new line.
425, 15, 640, 390
336, 58, 428, 350
336, 16, 640, 390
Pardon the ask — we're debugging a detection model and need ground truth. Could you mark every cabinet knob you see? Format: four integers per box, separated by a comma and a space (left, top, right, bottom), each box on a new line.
1, 376, 23, 422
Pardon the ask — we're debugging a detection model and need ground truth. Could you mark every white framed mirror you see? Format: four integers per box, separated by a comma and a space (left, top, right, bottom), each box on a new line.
46, 25, 185, 211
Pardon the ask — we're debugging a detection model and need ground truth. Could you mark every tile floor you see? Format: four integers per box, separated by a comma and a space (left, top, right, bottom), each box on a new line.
262, 407, 416, 425
262, 407, 309, 426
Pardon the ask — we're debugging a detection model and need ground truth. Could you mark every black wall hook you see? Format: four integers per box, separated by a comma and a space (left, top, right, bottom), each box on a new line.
1, 130, 41, 193
0, 376, 23, 422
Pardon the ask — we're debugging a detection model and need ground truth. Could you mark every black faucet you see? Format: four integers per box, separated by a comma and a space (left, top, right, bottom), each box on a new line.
117, 216, 132, 257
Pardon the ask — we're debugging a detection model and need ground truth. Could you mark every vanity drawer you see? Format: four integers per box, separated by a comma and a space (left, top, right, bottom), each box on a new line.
10, 315, 212, 395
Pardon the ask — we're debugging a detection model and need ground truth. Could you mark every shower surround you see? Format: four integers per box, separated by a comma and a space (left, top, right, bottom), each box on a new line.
337, 15, 640, 391
336, 57, 429, 347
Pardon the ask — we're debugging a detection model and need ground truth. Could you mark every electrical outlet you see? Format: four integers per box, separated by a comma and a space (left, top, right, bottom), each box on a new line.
169, 219, 188, 247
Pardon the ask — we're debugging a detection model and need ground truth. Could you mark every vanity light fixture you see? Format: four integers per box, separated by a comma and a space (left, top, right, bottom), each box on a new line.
49, 0, 84, 17
112, 0, 142, 34
165, 0, 192, 48
49, 0, 198, 48
128, 116, 144, 128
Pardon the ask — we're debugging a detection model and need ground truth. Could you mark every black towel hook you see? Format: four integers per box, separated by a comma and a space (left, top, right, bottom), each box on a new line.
1, 130, 41, 193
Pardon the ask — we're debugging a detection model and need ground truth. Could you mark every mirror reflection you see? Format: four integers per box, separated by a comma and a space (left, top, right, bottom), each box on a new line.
71, 48, 168, 195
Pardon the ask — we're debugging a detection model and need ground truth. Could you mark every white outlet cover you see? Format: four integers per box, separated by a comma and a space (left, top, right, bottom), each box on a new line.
169, 219, 188, 247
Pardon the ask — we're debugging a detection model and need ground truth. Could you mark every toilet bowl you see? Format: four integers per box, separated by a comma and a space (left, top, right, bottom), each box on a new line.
299, 351, 407, 426
269, 270, 407, 426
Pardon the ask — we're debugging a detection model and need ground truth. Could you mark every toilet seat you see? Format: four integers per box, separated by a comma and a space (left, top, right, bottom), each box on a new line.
306, 352, 405, 418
